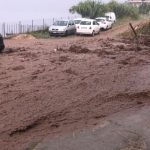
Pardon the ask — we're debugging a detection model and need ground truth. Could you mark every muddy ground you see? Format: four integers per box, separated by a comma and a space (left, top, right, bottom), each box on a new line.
0, 20, 150, 150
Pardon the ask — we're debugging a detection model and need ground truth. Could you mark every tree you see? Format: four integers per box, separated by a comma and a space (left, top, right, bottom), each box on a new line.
139, 3, 150, 14
69, 0, 108, 19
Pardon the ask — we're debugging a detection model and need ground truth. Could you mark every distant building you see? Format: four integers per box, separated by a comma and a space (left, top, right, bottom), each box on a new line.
128, 0, 150, 7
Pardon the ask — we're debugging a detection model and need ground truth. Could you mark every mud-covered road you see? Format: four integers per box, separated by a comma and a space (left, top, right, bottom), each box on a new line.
0, 20, 150, 150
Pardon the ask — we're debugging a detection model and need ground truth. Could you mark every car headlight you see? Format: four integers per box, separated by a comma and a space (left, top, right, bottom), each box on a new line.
63, 28, 67, 31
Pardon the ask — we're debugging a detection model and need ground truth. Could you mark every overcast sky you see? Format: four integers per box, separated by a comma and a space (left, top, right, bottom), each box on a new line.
0, 0, 125, 23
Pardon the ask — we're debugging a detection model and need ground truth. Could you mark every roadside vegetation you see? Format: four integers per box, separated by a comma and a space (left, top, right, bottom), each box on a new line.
30, 28, 50, 39
122, 21, 150, 37
69, 0, 150, 19
137, 22, 150, 35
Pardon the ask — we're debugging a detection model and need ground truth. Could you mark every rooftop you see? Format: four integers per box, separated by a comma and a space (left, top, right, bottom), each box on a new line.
128, 0, 150, 6
128, 0, 150, 3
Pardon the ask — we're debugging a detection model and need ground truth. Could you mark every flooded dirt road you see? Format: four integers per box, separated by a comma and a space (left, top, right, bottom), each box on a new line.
0, 20, 150, 150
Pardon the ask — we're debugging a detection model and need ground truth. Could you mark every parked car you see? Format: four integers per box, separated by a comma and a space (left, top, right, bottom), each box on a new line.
0, 34, 5, 52
76, 19, 100, 36
49, 20, 76, 36
105, 12, 116, 23
96, 17, 113, 30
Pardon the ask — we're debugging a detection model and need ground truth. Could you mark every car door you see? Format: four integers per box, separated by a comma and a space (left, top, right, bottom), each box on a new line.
70, 21, 76, 34
106, 20, 112, 29
67, 21, 73, 34
96, 21, 100, 32
93, 21, 99, 33
108, 20, 112, 28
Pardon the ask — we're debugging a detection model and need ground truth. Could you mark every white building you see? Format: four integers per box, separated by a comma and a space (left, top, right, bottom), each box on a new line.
128, 0, 150, 6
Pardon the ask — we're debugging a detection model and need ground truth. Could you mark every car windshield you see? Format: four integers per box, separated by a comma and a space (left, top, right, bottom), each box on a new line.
74, 20, 81, 24
80, 21, 91, 25
105, 16, 110, 20
53, 21, 68, 26
96, 19, 105, 22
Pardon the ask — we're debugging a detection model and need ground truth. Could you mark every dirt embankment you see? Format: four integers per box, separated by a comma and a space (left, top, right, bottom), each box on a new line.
0, 20, 150, 150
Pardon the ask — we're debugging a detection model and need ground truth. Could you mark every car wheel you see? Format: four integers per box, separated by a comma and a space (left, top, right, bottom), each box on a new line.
98, 28, 101, 34
100, 28, 104, 31
92, 31, 95, 37
65, 30, 68, 36
0, 45, 5, 52
74, 29, 76, 34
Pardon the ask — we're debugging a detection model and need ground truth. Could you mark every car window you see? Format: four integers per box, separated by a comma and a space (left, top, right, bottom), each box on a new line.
96, 22, 99, 25
96, 19, 105, 22
71, 21, 75, 25
74, 20, 81, 24
96, 19, 101, 22
68, 21, 72, 26
105, 16, 109, 20
80, 21, 91, 25
107, 20, 112, 22
93, 21, 97, 25
53, 21, 68, 26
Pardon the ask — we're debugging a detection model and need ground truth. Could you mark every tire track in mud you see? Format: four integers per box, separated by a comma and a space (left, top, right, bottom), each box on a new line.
9, 90, 150, 137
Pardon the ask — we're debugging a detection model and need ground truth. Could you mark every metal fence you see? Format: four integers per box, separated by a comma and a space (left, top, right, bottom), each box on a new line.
0, 18, 52, 37
0, 16, 78, 37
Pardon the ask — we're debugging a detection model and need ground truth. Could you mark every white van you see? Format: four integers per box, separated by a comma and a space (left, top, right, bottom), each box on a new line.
105, 12, 116, 23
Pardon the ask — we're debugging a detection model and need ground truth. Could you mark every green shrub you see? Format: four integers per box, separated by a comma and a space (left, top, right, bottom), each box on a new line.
30, 28, 50, 39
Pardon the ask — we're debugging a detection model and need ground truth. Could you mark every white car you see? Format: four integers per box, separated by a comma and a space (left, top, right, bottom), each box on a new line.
96, 17, 112, 30
76, 19, 100, 36
49, 20, 76, 36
